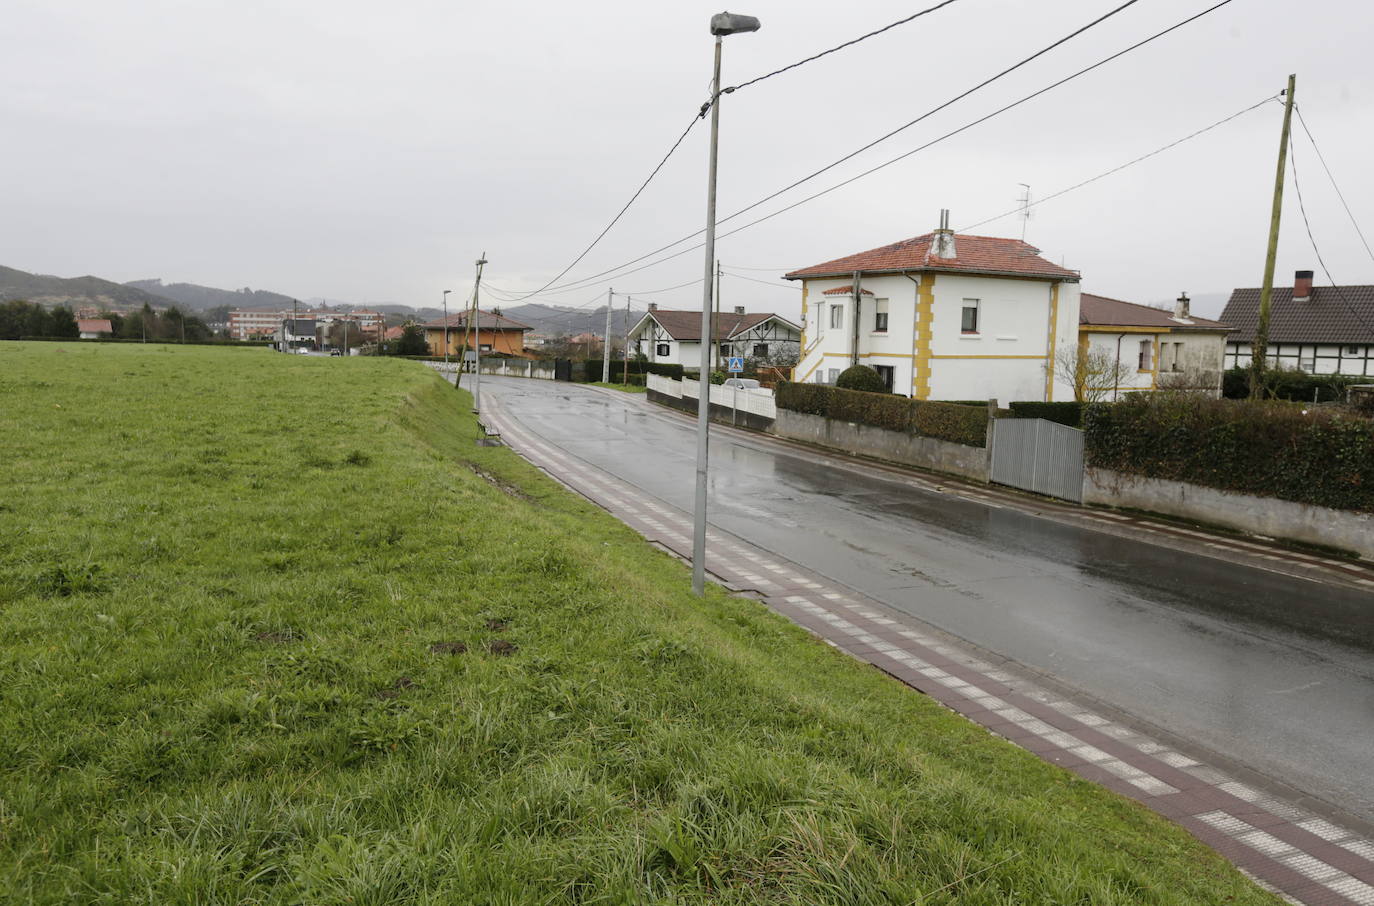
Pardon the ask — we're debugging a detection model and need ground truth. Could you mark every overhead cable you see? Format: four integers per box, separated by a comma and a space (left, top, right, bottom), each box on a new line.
527, 0, 1157, 297
529, 0, 1242, 294
960, 91, 1278, 232
1294, 105, 1374, 266
1288, 142, 1374, 336
724, 0, 964, 93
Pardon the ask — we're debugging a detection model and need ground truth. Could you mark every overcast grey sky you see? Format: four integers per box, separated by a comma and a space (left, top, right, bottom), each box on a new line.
3, 0, 1372, 319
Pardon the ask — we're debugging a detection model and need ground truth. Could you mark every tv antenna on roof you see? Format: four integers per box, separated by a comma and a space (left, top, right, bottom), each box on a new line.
1016, 183, 1032, 241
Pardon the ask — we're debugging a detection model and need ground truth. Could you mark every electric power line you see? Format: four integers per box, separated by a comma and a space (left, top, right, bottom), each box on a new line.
502, 112, 705, 302
725, 0, 965, 93
526, 0, 1214, 299
1293, 105, 1374, 266
529, 0, 1243, 295
723, 270, 803, 290
959, 92, 1279, 233
1288, 141, 1374, 337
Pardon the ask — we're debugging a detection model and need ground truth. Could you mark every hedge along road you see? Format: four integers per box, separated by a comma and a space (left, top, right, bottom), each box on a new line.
477, 376, 1374, 827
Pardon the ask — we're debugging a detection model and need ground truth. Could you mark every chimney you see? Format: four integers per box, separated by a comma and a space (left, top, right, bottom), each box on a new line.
734, 305, 745, 314
932, 208, 957, 259
1293, 269, 1313, 301
1174, 292, 1190, 319
648, 302, 657, 311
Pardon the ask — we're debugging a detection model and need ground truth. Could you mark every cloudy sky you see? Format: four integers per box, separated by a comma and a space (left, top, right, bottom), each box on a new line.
3, 0, 1371, 319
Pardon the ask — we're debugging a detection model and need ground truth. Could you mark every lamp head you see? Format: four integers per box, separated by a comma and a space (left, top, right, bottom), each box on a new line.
710, 12, 760, 35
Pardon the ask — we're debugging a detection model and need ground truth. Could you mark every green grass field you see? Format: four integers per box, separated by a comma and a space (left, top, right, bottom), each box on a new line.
0, 342, 1277, 905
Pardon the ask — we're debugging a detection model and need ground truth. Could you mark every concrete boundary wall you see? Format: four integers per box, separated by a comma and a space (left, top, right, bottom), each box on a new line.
1084, 467, 1374, 560
770, 410, 989, 483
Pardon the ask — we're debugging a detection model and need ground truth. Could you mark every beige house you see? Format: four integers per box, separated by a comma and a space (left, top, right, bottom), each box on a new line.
1078, 293, 1230, 399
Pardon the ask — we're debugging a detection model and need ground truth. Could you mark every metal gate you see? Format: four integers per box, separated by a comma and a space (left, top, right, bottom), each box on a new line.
989, 418, 1084, 502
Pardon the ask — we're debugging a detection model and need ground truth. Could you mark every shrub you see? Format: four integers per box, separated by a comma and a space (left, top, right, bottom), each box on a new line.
836, 365, 886, 393
1222, 366, 1359, 403
776, 383, 989, 446
911, 401, 989, 447
1008, 401, 1084, 428
644, 363, 684, 380
1083, 395, 1374, 512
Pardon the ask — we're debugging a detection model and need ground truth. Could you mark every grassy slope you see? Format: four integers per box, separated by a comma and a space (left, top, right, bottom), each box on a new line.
0, 343, 1277, 905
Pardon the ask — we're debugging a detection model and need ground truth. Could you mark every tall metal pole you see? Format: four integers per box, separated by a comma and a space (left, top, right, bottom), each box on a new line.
472, 253, 487, 413
1251, 74, 1296, 399
442, 290, 451, 371
602, 287, 614, 383
691, 36, 724, 597
622, 294, 631, 385
714, 259, 722, 371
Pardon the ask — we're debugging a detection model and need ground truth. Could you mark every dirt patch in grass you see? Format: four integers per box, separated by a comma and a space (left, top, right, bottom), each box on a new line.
464, 463, 531, 500
484, 618, 509, 632
486, 639, 518, 657
375, 676, 416, 699
428, 641, 467, 655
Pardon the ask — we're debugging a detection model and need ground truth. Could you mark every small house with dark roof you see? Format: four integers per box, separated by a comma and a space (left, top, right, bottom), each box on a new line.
1219, 270, 1374, 376
1079, 293, 1231, 398
422, 309, 534, 358
784, 210, 1081, 400
627, 307, 801, 370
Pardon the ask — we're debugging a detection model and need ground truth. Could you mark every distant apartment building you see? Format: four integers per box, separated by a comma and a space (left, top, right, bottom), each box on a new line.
228, 308, 383, 340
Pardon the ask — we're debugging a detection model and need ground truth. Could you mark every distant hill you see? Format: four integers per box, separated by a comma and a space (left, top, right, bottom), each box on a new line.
0, 265, 176, 311
501, 303, 641, 337
126, 279, 297, 313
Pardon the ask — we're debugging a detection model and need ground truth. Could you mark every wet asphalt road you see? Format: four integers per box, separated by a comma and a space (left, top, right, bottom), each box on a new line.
481, 377, 1374, 823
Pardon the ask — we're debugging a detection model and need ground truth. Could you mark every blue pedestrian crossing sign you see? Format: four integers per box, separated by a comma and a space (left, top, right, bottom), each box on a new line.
726, 356, 745, 373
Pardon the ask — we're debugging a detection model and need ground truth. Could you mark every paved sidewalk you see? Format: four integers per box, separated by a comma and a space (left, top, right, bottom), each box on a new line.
483, 395, 1374, 906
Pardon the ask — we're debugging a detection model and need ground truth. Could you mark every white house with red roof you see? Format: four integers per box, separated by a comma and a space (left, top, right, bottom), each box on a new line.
627, 307, 801, 370
76, 318, 113, 339
785, 211, 1081, 402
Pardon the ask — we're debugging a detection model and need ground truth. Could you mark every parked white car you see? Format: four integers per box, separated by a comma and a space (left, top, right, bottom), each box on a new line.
722, 378, 761, 390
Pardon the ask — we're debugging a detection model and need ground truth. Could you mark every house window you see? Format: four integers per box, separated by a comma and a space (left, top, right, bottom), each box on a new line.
814, 371, 825, 384
719, 343, 732, 359
827, 368, 841, 384
961, 299, 980, 334
1299, 355, 1316, 373
1138, 339, 1153, 371
873, 364, 895, 392
753, 343, 769, 358
656, 343, 670, 357
829, 304, 843, 330
480, 344, 492, 353
874, 298, 889, 333
1172, 342, 1184, 372
1348, 345, 1362, 355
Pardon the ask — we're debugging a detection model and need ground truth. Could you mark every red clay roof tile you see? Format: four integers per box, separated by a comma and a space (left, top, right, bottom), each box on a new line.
786, 232, 1079, 281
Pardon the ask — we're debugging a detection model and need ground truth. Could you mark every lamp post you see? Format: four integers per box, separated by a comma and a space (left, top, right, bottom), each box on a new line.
691, 11, 760, 597
442, 289, 452, 372
472, 254, 487, 413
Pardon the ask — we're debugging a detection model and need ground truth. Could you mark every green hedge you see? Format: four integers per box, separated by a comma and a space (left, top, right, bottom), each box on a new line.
776, 383, 989, 447
1084, 395, 1374, 512
1008, 401, 1085, 428
1222, 366, 1361, 403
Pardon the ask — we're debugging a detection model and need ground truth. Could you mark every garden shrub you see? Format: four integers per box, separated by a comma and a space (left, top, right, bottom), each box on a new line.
776, 383, 989, 447
1008, 401, 1084, 428
1222, 366, 1360, 402
1083, 395, 1374, 512
911, 400, 989, 447
835, 365, 885, 393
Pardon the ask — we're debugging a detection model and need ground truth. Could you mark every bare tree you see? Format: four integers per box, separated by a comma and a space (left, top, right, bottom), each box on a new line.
1046, 344, 1135, 402
1156, 367, 1223, 396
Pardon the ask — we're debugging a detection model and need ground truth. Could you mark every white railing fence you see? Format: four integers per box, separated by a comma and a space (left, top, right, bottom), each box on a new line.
647, 374, 776, 419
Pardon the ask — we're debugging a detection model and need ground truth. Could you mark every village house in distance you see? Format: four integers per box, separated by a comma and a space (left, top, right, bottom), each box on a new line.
422, 310, 534, 358
1078, 292, 1231, 398
627, 306, 801, 370
1220, 270, 1374, 376
786, 211, 1082, 402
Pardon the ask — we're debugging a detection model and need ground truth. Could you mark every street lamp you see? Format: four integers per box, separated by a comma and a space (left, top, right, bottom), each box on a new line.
442, 289, 452, 371
692, 11, 760, 597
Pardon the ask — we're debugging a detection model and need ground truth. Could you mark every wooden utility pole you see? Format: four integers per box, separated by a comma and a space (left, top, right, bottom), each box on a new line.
602, 287, 614, 382
713, 259, 722, 371
1251, 74, 1296, 399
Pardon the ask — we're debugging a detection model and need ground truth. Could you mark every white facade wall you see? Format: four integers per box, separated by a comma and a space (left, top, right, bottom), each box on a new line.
795, 272, 1080, 402
1225, 341, 1374, 377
